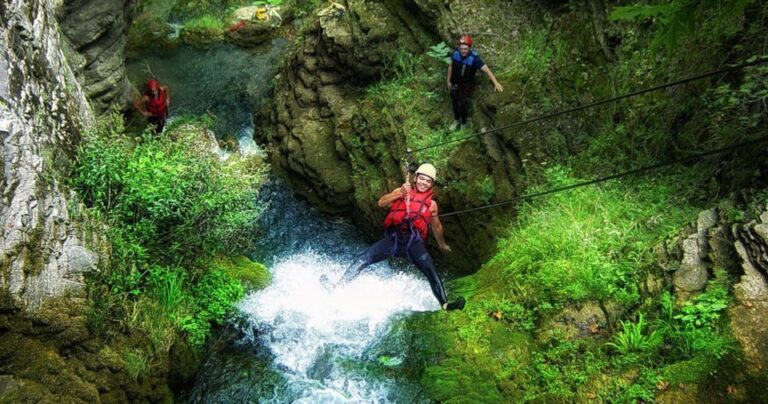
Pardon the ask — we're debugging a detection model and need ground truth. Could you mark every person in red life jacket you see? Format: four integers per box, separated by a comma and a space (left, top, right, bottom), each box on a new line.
134, 79, 170, 133
446, 34, 503, 131
339, 163, 466, 311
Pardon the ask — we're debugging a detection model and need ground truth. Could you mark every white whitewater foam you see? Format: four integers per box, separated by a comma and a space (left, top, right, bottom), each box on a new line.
238, 250, 437, 402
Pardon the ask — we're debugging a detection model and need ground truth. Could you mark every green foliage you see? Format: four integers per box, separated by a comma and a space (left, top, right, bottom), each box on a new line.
524, 336, 608, 401
148, 266, 187, 312
485, 166, 695, 314
426, 42, 451, 65
183, 14, 225, 32
607, 314, 662, 357
253, 0, 283, 6
180, 269, 245, 346
377, 355, 404, 367
74, 118, 264, 272
674, 286, 729, 328
123, 349, 150, 381
609, 0, 754, 52
75, 115, 268, 357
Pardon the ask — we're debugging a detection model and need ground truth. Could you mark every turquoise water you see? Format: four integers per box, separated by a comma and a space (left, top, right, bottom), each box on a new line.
126, 38, 286, 137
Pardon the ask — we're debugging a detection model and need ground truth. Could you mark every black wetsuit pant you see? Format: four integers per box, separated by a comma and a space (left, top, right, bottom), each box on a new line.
148, 115, 166, 133
341, 228, 448, 306
450, 82, 475, 125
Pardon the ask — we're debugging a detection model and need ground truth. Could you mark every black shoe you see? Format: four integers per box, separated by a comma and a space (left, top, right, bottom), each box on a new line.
445, 297, 466, 311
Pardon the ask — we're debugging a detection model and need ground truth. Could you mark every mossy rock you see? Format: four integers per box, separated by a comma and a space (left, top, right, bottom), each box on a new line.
126, 13, 177, 56
224, 21, 274, 47
168, 339, 201, 390
384, 309, 533, 403
180, 15, 225, 47
215, 255, 270, 291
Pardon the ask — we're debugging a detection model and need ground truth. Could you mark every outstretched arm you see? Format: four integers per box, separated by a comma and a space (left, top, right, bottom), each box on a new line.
378, 182, 411, 208
430, 201, 451, 252
480, 65, 503, 92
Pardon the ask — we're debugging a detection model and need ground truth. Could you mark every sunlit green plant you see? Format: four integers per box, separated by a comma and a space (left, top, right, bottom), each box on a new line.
123, 349, 150, 380
486, 166, 695, 313
674, 285, 729, 327
607, 314, 662, 356
426, 42, 451, 64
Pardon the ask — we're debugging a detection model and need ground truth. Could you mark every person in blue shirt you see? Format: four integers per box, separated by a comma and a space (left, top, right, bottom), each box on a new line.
446, 34, 504, 130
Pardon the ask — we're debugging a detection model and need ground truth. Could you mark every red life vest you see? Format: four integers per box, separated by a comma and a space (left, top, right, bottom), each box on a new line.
146, 89, 167, 118
383, 189, 434, 240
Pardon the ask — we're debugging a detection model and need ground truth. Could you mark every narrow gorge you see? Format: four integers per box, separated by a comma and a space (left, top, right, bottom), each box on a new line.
1, 0, 767, 402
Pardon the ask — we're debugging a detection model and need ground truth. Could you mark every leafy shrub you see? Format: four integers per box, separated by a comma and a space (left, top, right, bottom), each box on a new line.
426, 42, 451, 65
655, 288, 735, 360
606, 314, 662, 357
74, 117, 265, 274
180, 268, 244, 346
609, 0, 753, 52
75, 114, 267, 354
674, 285, 729, 328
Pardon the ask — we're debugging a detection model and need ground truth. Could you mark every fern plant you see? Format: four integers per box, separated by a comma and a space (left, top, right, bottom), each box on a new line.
427, 42, 451, 65
607, 314, 663, 356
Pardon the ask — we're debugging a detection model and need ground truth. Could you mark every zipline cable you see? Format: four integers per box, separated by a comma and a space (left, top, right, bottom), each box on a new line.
437, 133, 768, 218
409, 56, 768, 155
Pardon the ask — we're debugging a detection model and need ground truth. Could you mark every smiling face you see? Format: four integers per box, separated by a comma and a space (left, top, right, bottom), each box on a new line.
415, 174, 434, 193
458, 44, 470, 57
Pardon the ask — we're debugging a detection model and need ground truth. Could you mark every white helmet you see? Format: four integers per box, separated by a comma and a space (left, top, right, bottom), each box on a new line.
415, 163, 437, 181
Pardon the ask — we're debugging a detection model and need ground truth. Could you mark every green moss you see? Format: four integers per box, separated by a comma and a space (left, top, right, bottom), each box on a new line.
126, 13, 177, 55
661, 356, 718, 385
181, 14, 225, 46
215, 255, 271, 291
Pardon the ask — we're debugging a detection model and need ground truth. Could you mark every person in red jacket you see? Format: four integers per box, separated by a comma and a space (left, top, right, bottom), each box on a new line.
134, 79, 170, 133
340, 163, 465, 311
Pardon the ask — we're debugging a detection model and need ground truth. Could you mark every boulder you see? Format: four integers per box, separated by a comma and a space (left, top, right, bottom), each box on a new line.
672, 210, 720, 295
538, 302, 608, 340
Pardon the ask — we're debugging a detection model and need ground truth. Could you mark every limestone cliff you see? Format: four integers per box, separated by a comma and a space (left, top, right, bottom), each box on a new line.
0, 1, 175, 401
0, 0, 101, 312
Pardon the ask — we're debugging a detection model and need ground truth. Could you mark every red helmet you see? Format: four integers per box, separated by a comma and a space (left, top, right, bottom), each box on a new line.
147, 79, 160, 91
459, 34, 472, 47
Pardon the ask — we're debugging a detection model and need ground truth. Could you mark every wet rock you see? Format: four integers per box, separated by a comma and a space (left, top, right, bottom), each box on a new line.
258, 0, 431, 216
62, 245, 99, 275
729, 301, 768, 373
733, 230, 768, 301
673, 211, 717, 294
697, 208, 718, 231
224, 22, 273, 47
1, 0, 107, 312
59, 0, 137, 113
538, 302, 608, 340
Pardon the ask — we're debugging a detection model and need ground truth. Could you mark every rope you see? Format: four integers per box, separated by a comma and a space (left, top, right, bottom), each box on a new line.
437, 134, 768, 218
409, 56, 768, 155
